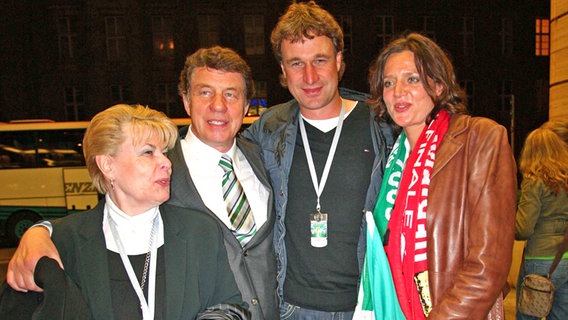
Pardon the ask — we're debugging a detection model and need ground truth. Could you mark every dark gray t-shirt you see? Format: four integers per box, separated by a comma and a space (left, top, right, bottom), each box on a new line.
284, 104, 374, 311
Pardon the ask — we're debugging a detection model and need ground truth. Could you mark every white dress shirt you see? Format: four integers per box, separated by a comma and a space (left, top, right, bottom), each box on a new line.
180, 126, 269, 230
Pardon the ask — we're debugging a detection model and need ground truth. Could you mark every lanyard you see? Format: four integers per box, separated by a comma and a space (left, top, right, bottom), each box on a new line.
299, 100, 346, 212
107, 205, 159, 320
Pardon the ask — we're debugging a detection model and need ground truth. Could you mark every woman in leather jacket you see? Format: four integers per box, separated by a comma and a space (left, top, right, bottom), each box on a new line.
357, 32, 517, 320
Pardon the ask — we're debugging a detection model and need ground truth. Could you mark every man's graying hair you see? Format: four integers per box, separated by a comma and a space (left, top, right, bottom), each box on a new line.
178, 46, 255, 104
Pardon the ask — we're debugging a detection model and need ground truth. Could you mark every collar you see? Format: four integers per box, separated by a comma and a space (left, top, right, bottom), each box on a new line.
105, 193, 159, 225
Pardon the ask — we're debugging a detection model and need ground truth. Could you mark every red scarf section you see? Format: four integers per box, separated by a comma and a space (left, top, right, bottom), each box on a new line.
384, 110, 450, 319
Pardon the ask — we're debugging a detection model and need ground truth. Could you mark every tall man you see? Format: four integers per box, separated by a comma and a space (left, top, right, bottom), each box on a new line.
6, 46, 279, 320
240, 1, 394, 319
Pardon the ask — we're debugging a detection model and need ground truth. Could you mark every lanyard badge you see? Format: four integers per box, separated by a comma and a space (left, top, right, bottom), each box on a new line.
299, 100, 346, 248
310, 210, 328, 247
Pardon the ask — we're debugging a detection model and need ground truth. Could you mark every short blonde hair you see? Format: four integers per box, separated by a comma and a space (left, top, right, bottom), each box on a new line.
83, 104, 178, 194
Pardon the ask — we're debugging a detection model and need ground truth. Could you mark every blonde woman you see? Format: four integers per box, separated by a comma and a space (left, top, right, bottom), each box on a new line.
3, 104, 247, 319
516, 121, 568, 320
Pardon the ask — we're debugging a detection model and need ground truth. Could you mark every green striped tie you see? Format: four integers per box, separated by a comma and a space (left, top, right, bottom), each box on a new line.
219, 154, 257, 246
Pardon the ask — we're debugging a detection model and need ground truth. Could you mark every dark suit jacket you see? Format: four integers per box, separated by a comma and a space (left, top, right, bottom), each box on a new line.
167, 127, 278, 320
50, 200, 244, 320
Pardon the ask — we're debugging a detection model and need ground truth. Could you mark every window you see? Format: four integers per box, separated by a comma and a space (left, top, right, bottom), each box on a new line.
64, 86, 85, 121
459, 80, 475, 110
375, 15, 394, 50
57, 16, 77, 60
337, 15, 352, 54
154, 83, 179, 116
500, 18, 513, 57
460, 17, 475, 56
498, 80, 513, 113
110, 85, 131, 103
421, 16, 436, 40
535, 18, 549, 56
198, 15, 220, 48
105, 16, 127, 61
244, 15, 265, 56
152, 16, 174, 59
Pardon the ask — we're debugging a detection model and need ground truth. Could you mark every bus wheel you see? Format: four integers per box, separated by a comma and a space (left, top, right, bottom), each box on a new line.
6, 210, 42, 245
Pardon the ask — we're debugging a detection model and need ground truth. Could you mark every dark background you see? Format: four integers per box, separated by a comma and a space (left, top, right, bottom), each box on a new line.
0, 0, 551, 159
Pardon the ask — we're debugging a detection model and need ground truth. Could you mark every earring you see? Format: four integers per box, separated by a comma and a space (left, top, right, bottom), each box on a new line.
110, 179, 115, 191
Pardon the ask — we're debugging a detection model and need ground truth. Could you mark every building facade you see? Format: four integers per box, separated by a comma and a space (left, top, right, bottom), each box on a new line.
551, 0, 568, 120
0, 0, 551, 156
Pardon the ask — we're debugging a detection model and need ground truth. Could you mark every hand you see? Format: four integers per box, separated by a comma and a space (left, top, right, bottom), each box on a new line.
6, 226, 63, 292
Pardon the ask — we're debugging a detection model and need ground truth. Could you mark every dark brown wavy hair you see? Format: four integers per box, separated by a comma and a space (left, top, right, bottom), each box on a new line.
368, 32, 468, 129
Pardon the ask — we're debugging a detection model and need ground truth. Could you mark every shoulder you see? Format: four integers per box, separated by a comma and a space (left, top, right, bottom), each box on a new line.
448, 114, 508, 139
51, 202, 104, 248
177, 125, 189, 139
521, 177, 543, 190
452, 113, 503, 129
160, 204, 221, 236
242, 99, 299, 141
339, 87, 370, 102
52, 202, 103, 230
258, 99, 299, 126
236, 136, 261, 153
235, 137, 265, 166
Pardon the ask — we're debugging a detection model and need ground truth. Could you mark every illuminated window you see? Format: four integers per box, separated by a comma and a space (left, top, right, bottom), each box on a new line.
535, 18, 549, 56
152, 16, 174, 59
244, 15, 265, 56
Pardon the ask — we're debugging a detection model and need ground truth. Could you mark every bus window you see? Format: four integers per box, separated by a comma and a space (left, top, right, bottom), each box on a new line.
0, 121, 95, 245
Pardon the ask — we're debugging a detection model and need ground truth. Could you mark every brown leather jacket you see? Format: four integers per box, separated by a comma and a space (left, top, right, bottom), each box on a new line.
426, 114, 517, 319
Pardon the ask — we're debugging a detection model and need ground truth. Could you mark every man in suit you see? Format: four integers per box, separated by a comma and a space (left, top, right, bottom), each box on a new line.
6, 46, 278, 320
169, 46, 278, 319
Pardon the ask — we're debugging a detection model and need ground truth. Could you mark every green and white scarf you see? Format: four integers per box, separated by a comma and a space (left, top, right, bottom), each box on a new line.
354, 132, 408, 320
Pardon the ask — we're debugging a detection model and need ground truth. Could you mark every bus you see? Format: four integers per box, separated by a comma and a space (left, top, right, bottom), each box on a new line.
0, 116, 258, 245
0, 120, 97, 245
